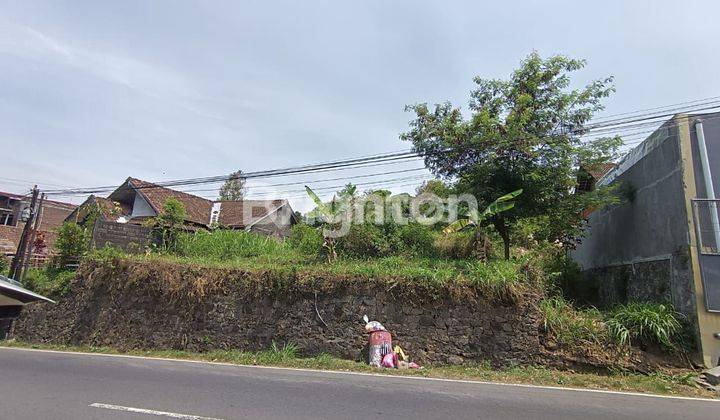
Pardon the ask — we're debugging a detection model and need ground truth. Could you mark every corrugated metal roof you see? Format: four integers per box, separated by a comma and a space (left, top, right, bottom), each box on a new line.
0, 275, 55, 305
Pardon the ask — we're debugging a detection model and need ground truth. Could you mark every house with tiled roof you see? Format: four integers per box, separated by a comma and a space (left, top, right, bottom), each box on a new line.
0, 191, 76, 258
66, 177, 297, 237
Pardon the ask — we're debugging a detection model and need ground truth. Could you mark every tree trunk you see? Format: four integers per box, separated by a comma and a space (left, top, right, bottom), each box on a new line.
493, 218, 511, 260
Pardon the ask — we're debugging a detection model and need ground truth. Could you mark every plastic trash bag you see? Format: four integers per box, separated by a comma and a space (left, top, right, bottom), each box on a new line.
363, 315, 386, 332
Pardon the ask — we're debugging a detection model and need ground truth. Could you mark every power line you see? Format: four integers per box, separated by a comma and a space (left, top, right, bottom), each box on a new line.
41, 98, 720, 198
173, 166, 429, 195
589, 95, 720, 122
44, 153, 422, 196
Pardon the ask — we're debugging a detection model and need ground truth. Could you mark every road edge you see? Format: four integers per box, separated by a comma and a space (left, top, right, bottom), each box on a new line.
1, 345, 717, 403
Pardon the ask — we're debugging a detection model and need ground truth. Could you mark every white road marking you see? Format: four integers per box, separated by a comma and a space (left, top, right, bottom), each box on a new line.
89, 403, 224, 419
2, 346, 717, 403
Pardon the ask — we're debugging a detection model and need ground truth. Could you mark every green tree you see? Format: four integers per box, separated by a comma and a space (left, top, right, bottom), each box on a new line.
219, 170, 246, 201
151, 198, 187, 251
402, 52, 621, 258
415, 179, 451, 198
54, 222, 88, 267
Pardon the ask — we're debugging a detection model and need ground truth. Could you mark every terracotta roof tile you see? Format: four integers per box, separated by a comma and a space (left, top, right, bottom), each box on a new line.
584, 163, 617, 180
216, 199, 288, 228
127, 178, 214, 227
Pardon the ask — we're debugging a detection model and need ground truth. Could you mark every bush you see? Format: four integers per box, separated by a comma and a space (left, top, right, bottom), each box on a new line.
397, 223, 436, 257
54, 222, 88, 268
539, 296, 607, 347
150, 198, 187, 251
433, 231, 475, 259
287, 224, 324, 257
23, 268, 75, 297
606, 302, 682, 350
337, 224, 391, 258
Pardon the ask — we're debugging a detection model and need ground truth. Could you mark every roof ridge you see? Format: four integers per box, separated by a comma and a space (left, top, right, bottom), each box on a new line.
128, 177, 213, 204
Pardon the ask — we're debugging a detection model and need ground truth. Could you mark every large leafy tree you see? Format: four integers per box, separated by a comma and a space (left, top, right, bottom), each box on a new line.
219, 170, 246, 201
402, 53, 621, 259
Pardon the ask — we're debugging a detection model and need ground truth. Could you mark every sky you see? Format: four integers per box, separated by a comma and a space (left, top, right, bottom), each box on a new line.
1, 1, 719, 211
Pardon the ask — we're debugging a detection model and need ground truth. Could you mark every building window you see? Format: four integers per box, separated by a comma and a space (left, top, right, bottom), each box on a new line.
1, 213, 13, 226
692, 199, 720, 255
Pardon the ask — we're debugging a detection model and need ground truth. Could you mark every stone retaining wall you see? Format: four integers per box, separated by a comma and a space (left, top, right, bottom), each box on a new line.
13, 259, 544, 365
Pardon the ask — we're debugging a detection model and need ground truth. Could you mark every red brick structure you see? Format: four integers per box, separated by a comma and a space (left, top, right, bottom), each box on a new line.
0, 191, 76, 259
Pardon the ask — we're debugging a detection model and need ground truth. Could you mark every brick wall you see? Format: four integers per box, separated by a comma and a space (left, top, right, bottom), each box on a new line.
0, 225, 23, 256
91, 220, 154, 253
38, 203, 75, 232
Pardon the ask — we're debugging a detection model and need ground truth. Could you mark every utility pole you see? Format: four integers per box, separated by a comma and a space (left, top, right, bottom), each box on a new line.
21, 193, 45, 281
9, 186, 39, 281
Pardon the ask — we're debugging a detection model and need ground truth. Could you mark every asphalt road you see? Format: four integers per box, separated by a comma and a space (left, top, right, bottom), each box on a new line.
0, 347, 717, 420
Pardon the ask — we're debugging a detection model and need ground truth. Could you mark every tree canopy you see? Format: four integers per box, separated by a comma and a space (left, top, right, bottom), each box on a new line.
219, 170, 246, 201
402, 52, 622, 258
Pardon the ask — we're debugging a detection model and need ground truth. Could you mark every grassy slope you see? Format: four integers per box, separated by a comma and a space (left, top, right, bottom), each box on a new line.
1, 340, 714, 399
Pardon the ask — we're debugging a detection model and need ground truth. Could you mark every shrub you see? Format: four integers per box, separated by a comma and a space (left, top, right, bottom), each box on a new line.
23, 268, 75, 297
606, 302, 682, 350
149, 198, 187, 251
287, 223, 324, 257
539, 296, 607, 346
434, 231, 475, 259
54, 222, 88, 268
88, 245, 127, 262
397, 223, 436, 257
337, 223, 391, 258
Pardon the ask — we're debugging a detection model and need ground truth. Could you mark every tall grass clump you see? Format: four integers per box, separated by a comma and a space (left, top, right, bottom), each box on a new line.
539, 296, 607, 347
465, 259, 526, 300
257, 341, 300, 364
176, 230, 296, 261
606, 302, 682, 350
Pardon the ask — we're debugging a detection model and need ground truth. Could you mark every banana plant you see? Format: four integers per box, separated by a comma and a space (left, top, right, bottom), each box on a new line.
443, 189, 523, 234
305, 186, 351, 261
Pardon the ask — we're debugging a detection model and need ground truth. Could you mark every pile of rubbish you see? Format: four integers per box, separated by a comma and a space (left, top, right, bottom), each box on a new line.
363, 315, 422, 369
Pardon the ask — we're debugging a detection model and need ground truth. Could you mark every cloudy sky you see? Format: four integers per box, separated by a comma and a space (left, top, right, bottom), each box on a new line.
1, 1, 719, 210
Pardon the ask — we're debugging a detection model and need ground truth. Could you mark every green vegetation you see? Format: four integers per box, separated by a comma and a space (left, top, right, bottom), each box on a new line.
606, 302, 683, 350
22, 267, 75, 297
539, 296, 684, 352
177, 228, 294, 260
53, 222, 88, 267
218, 169, 246, 201
148, 198, 187, 251
539, 296, 607, 347
1, 341, 712, 399
287, 223, 324, 256
402, 52, 622, 258
0, 254, 9, 276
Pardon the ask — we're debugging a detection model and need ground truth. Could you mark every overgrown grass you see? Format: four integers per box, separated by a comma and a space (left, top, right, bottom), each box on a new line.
606, 302, 682, 350
539, 296, 608, 347
1, 341, 713, 399
540, 297, 685, 352
177, 229, 299, 260
123, 251, 534, 301
89, 228, 538, 298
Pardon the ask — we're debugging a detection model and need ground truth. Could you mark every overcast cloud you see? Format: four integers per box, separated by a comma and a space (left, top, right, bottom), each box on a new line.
1, 1, 719, 210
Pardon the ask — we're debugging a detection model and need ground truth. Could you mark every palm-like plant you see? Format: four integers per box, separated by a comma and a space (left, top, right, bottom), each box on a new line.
443, 189, 522, 259
305, 186, 353, 261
